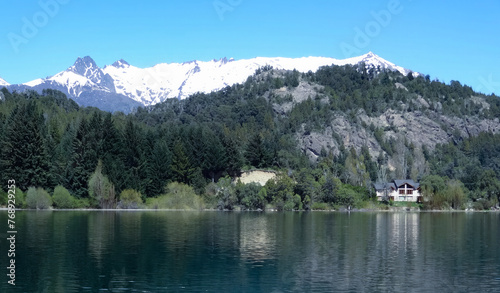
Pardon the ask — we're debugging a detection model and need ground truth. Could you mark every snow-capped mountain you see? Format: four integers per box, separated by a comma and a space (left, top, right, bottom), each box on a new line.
13, 56, 142, 112
102, 51, 413, 106
0, 77, 9, 86
25, 56, 115, 97
13, 52, 415, 112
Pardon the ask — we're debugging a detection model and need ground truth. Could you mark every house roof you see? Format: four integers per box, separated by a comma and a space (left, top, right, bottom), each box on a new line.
394, 179, 420, 189
373, 182, 396, 191
374, 180, 420, 191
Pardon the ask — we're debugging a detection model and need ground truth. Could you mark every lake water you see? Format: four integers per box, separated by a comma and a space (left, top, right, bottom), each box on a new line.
1, 211, 499, 292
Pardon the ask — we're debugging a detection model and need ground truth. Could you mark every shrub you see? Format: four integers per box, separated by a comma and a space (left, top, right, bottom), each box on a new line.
0, 188, 26, 208
15, 188, 26, 209
118, 189, 143, 209
311, 202, 331, 210
52, 185, 75, 209
147, 182, 204, 210
0, 189, 7, 206
74, 198, 91, 209
26, 187, 52, 209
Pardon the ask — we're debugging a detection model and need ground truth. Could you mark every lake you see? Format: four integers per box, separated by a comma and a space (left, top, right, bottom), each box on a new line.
1, 211, 499, 292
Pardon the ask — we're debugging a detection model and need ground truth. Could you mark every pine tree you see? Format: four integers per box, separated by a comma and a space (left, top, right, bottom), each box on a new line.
145, 139, 172, 196
201, 128, 225, 182
222, 128, 243, 177
121, 119, 145, 192
101, 113, 124, 191
67, 118, 98, 198
245, 133, 265, 168
171, 140, 193, 184
1, 101, 51, 190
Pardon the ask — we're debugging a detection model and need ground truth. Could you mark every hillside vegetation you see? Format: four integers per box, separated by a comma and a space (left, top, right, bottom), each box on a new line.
1, 63, 499, 210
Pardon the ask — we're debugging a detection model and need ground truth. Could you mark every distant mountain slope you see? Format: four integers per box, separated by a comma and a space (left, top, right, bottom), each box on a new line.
0, 77, 9, 86
4, 52, 415, 112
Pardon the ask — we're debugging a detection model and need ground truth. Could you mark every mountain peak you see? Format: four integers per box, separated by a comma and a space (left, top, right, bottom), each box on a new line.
111, 59, 130, 68
363, 51, 377, 59
358, 51, 383, 62
69, 56, 98, 76
74, 56, 97, 67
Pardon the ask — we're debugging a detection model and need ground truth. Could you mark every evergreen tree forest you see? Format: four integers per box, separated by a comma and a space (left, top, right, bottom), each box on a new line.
1, 64, 500, 210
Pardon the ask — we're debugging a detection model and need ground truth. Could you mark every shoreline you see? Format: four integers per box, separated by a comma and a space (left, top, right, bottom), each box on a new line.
1, 207, 499, 212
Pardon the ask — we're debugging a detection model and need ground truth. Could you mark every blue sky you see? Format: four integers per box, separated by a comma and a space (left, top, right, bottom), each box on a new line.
1, 0, 499, 95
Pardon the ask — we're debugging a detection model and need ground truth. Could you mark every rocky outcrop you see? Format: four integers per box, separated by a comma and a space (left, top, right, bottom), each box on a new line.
266, 74, 500, 163
296, 107, 500, 162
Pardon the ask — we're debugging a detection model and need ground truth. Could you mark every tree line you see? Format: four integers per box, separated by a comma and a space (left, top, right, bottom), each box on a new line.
1, 63, 499, 210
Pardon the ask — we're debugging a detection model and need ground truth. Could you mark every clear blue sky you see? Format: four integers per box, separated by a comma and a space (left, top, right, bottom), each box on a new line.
1, 0, 499, 94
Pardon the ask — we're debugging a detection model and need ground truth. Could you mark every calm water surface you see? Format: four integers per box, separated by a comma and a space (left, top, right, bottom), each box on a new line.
0, 211, 499, 292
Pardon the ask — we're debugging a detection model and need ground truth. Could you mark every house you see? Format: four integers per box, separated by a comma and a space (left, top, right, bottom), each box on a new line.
373, 179, 422, 202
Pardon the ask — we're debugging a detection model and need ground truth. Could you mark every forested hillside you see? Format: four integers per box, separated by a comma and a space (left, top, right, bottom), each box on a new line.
1, 63, 500, 210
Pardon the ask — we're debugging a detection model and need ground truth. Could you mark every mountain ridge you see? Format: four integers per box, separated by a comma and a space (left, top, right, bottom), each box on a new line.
5, 52, 416, 112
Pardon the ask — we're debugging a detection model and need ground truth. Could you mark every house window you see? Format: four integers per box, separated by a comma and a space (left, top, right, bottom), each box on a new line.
399, 189, 405, 195
407, 190, 413, 195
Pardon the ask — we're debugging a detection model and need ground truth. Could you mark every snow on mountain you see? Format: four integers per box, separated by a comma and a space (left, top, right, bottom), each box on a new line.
45, 56, 116, 97
342, 52, 413, 76
102, 52, 414, 106
0, 77, 9, 86
16, 52, 415, 111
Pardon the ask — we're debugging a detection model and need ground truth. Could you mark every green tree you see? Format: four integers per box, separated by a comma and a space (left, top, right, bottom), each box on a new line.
1, 101, 51, 190
121, 119, 145, 192
321, 174, 340, 203
171, 140, 194, 184
443, 180, 467, 210
222, 128, 243, 177
265, 174, 296, 210
67, 118, 98, 198
145, 139, 172, 196
245, 133, 265, 168
101, 113, 124, 191
88, 161, 116, 208
237, 182, 266, 210
476, 169, 500, 206
361, 145, 377, 182
344, 147, 369, 186
202, 129, 226, 182
420, 175, 446, 200
216, 177, 237, 210
294, 169, 320, 204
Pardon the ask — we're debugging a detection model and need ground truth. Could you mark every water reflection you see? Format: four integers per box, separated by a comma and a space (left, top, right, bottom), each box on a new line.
88, 212, 116, 267
377, 212, 419, 255
1, 211, 499, 292
239, 214, 276, 265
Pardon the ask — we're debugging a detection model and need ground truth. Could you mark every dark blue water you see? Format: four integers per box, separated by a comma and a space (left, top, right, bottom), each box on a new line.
0, 211, 499, 292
